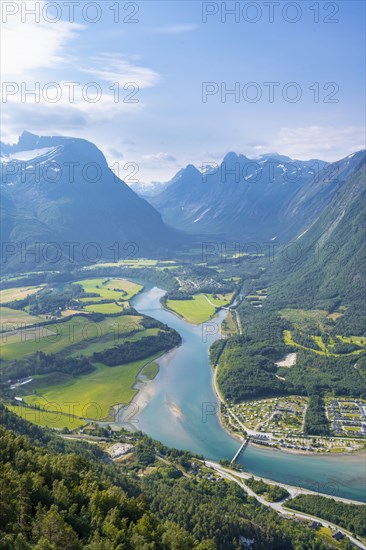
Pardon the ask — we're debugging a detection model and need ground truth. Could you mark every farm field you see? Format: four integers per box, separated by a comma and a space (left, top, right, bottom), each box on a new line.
205, 292, 233, 307
81, 259, 159, 270
68, 327, 159, 358
24, 354, 163, 420
0, 285, 44, 304
167, 294, 216, 324
83, 302, 126, 314
0, 306, 42, 331
0, 314, 143, 360
246, 288, 268, 307
166, 292, 234, 324
6, 404, 87, 429
77, 278, 143, 302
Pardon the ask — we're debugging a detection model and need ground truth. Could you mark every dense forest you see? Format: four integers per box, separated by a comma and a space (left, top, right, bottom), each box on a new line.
0, 405, 335, 549
215, 298, 366, 403
244, 477, 290, 503
1, 352, 94, 384
93, 329, 182, 366
303, 395, 330, 436
286, 495, 366, 537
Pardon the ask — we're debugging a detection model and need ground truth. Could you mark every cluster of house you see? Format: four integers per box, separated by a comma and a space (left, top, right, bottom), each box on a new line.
189, 462, 223, 482
328, 399, 366, 436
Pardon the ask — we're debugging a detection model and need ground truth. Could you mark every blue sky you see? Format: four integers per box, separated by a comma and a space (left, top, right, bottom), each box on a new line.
1, 0, 365, 182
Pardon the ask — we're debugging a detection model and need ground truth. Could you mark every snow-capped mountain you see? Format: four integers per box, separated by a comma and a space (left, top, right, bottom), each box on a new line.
0, 132, 183, 270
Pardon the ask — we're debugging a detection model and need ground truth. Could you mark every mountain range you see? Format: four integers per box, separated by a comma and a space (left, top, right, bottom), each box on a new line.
149, 151, 365, 243
0, 132, 182, 271
1, 132, 365, 289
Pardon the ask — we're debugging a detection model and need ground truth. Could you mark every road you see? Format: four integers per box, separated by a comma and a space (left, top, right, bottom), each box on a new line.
205, 460, 366, 549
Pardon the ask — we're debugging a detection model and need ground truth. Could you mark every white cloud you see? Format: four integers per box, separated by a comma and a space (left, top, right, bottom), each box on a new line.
274, 126, 365, 160
1, 1, 161, 140
81, 55, 160, 88
1, 1, 83, 77
246, 127, 365, 161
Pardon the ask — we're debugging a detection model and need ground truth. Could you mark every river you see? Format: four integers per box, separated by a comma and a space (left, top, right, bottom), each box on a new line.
121, 284, 365, 503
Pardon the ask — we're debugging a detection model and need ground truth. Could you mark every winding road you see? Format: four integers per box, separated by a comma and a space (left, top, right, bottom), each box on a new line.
205, 460, 366, 549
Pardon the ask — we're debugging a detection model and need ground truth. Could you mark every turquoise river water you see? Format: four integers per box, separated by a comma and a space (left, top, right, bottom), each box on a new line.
123, 285, 365, 503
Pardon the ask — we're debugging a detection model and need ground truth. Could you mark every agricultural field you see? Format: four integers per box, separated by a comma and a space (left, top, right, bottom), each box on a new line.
166, 294, 217, 324
205, 292, 234, 307
0, 285, 44, 304
24, 354, 162, 420
81, 259, 159, 270
83, 302, 127, 314
68, 327, 159, 358
246, 288, 268, 307
0, 313, 143, 360
224, 277, 241, 283
6, 404, 87, 430
0, 306, 42, 331
77, 278, 143, 302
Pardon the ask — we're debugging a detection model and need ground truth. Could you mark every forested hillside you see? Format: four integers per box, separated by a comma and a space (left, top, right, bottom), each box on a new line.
0, 405, 331, 549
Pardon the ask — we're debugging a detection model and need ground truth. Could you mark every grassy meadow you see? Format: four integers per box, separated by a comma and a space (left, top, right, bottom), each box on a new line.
6, 404, 87, 430
24, 354, 163, 420
0, 314, 143, 360
0, 285, 44, 304
166, 292, 234, 324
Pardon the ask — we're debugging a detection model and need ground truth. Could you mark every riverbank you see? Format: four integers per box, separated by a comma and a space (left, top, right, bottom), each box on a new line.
218, 399, 366, 457
209, 318, 366, 458
122, 283, 366, 502
249, 440, 366, 458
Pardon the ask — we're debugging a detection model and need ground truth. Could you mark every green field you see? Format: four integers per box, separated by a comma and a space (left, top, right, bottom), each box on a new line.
337, 335, 366, 346
83, 302, 126, 314
0, 314, 143, 360
24, 355, 162, 420
68, 327, 159, 358
6, 404, 87, 429
167, 294, 217, 324
0, 306, 42, 331
284, 330, 365, 357
0, 285, 44, 304
221, 311, 238, 337
141, 361, 160, 380
280, 308, 329, 331
205, 293, 233, 307
82, 259, 158, 270
77, 278, 143, 302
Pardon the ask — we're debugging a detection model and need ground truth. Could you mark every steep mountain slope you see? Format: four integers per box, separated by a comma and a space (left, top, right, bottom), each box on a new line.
0, 132, 183, 271
151, 153, 328, 239
271, 150, 366, 334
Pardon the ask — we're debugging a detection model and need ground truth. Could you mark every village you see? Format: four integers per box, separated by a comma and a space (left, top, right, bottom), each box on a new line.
221, 395, 366, 454
326, 397, 366, 437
